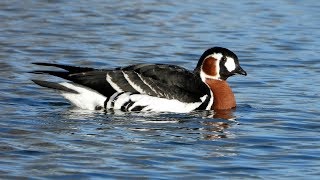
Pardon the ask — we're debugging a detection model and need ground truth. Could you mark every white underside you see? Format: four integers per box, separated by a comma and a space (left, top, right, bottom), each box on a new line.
106, 92, 202, 113
59, 82, 106, 110
57, 82, 202, 113
130, 94, 202, 113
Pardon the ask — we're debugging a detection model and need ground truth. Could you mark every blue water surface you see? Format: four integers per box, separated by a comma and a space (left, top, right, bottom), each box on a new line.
0, 0, 319, 179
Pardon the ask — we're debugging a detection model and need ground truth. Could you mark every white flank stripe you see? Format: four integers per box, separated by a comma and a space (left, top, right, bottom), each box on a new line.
106, 92, 121, 109
123, 71, 146, 93
129, 94, 201, 113
106, 74, 123, 92
59, 82, 106, 110
206, 90, 214, 110
113, 93, 131, 110
200, 95, 208, 102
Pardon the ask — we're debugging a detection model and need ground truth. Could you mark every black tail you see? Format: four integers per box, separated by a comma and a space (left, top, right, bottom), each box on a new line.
31, 63, 116, 97
30, 62, 97, 80
32, 80, 78, 94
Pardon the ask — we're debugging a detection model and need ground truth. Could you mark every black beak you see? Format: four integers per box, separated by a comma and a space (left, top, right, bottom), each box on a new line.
235, 66, 247, 76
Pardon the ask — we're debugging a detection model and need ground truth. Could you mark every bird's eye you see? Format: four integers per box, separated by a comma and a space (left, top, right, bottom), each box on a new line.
221, 57, 227, 62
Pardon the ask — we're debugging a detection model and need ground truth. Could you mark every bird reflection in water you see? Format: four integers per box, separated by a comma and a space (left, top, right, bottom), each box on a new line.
195, 109, 236, 140
60, 108, 237, 140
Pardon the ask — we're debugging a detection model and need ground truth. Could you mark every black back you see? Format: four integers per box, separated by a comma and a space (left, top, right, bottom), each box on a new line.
31, 63, 210, 103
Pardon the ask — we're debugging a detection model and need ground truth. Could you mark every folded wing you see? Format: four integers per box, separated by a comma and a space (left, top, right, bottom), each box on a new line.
31, 63, 210, 104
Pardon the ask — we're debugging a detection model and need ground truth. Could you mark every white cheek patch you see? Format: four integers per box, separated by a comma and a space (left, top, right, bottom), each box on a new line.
225, 57, 236, 72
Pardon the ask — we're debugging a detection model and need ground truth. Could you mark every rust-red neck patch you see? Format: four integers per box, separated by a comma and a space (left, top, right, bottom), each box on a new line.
205, 79, 236, 110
